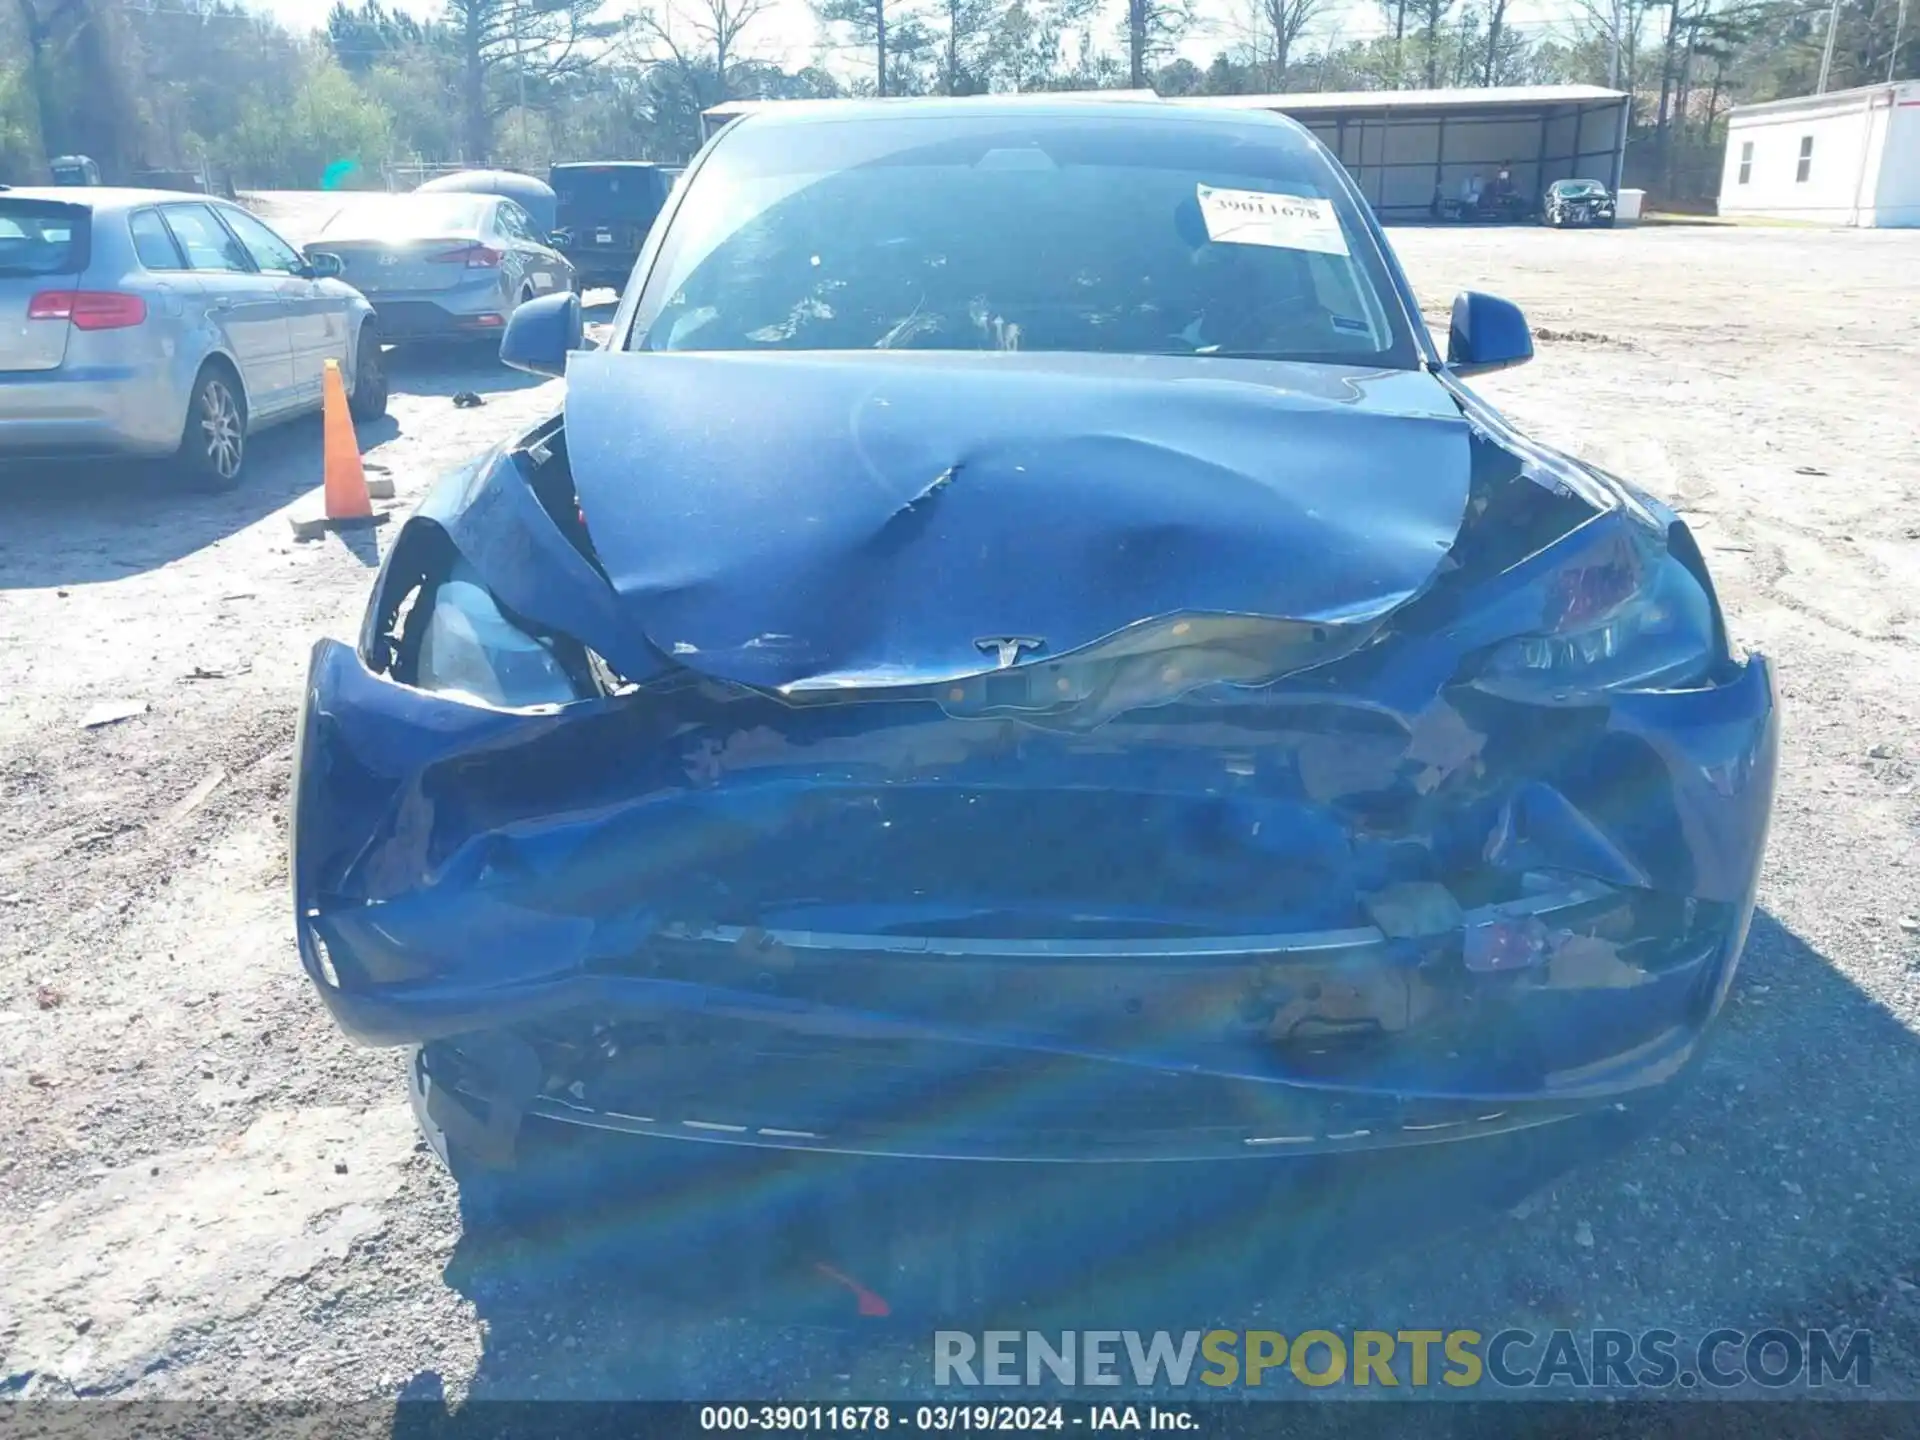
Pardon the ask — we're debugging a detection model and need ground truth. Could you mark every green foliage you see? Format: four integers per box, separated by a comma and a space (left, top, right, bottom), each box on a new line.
138, 1, 307, 166
11, 0, 1909, 194
813, 0, 938, 95
361, 47, 464, 162
1116, 0, 1191, 85
329, 0, 430, 74
1726, 0, 1916, 100
0, 63, 39, 182
443, 0, 627, 159
221, 52, 394, 188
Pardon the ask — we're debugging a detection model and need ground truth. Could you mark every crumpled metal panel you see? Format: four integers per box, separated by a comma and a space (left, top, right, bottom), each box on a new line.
561, 349, 1477, 690
290, 361, 1779, 1138
293, 621, 1777, 1105
403, 443, 666, 683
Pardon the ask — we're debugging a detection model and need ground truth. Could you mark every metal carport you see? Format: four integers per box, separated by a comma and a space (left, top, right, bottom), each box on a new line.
1169, 85, 1630, 221
697, 86, 1629, 222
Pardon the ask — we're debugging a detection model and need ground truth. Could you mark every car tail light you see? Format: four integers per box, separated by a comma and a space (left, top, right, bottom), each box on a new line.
431, 245, 503, 269
27, 290, 148, 330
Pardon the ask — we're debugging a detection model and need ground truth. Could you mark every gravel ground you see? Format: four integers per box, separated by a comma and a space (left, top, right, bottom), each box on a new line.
1, 221, 1918, 1407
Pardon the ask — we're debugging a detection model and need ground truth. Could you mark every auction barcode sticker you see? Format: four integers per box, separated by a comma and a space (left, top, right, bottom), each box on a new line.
1195, 185, 1350, 256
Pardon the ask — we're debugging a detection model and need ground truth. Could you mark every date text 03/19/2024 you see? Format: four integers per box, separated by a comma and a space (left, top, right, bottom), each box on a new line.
698, 1406, 1198, 1432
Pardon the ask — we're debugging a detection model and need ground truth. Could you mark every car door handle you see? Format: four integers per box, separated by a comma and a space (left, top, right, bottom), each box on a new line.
211, 297, 235, 312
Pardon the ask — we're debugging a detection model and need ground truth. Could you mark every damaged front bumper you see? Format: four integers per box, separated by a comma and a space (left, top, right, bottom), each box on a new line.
293, 623, 1778, 1165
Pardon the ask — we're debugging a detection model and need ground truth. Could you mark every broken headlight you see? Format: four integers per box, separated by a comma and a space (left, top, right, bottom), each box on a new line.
414, 561, 582, 707
1473, 535, 1714, 700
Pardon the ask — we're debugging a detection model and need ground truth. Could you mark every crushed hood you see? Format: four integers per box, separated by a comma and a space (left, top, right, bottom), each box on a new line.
563, 349, 1475, 690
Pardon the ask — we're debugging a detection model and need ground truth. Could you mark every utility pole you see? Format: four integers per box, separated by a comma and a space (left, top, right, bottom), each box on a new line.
1817, 0, 1839, 92
1608, 0, 1623, 88
1892, 0, 1909, 81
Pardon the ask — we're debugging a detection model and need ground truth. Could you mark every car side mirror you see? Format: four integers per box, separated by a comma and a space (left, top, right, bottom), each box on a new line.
1446, 291, 1533, 377
501, 290, 583, 377
549, 227, 572, 248
305, 251, 344, 280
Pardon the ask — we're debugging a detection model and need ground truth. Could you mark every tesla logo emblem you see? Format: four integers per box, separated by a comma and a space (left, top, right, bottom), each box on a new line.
379, 254, 399, 266
976, 636, 1045, 669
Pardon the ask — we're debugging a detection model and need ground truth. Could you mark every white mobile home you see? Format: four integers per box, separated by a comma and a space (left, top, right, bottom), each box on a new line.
1717, 81, 1920, 227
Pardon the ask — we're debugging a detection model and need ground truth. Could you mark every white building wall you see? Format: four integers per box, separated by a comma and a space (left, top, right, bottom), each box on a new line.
1873, 96, 1920, 226
1719, 82, 1920, 227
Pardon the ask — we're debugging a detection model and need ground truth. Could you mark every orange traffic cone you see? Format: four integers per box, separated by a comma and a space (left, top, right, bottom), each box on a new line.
290, 358, 390, 540
322, 357, 373, 522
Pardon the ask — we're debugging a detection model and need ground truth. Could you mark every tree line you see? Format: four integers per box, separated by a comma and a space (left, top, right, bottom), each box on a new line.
1, 0, 1913, 197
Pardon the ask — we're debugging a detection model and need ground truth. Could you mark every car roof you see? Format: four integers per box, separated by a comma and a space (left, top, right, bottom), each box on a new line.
325, 190, 494, 206
309, 191, 494, 236
723, 94, 1311, 143
552, 161, 674, 172
418, 170, 553, 200
0, 186, 240, 213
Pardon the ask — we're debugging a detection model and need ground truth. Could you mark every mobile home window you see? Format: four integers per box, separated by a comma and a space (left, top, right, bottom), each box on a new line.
1738, 140, 1753, 184
1796, 135, 1814, 183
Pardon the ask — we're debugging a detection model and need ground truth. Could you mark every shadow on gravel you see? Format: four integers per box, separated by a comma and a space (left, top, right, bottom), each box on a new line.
411, 1117, 1658, 1401
382, 344, 553, 401
374, 905, 1920, 1408
0, 348, 543, 589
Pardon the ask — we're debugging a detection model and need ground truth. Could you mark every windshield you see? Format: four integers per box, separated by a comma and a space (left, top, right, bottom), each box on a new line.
0, 199, 88, 277
629, 113, 1419, 368
553, 167, 669, 218
315, 196, 486, 239
1555, 180, 1607, 197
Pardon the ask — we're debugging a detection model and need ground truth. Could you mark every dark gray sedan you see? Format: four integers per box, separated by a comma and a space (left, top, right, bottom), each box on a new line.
302, 193, 575, 349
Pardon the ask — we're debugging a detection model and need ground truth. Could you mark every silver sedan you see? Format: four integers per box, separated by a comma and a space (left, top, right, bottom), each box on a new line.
0, 187, 385, 490
301, 193, 575, 350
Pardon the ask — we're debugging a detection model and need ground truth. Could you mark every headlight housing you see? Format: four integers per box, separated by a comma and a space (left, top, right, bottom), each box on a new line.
413, 560, 583, 707
1471, 530, 1715, 700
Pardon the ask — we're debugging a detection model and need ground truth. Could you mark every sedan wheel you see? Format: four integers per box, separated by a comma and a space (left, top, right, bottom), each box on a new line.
174, 368, 247, 492
349, 324, 389, 422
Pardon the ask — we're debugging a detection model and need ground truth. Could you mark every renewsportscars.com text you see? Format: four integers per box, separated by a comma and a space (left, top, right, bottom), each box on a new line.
932, 1328, 1871, 1391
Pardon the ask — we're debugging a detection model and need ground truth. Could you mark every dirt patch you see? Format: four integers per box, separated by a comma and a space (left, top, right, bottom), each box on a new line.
1530, 325, 1632, 347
